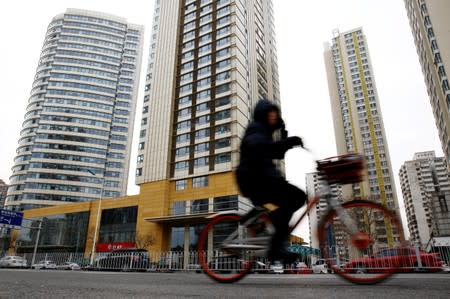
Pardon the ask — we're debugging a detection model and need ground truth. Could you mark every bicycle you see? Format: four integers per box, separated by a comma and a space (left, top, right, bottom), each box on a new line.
197, 151, 406, 284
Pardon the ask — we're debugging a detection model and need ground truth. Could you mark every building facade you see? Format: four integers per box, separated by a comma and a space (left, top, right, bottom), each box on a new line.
135, 0, 281, 252
400, 151, 450, 249
324, 28, 402, 248
306, 173, 343, 251
404, 0, 450, 168
5, 9, 144, 211
0, 180, 8, 208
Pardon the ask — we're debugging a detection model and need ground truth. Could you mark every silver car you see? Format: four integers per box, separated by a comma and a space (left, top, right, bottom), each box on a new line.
0, 256, 28, 268
31, 260, 57, 270
57, 262, 81, 270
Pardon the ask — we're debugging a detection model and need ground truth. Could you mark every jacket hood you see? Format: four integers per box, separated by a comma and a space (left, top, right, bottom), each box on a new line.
253, 99, 282, 130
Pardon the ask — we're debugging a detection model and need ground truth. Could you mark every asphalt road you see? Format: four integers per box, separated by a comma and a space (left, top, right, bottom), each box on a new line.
0, 269, 449, 299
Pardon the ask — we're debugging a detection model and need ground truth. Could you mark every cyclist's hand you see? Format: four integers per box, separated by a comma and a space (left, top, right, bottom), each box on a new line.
287, 136, 303, 148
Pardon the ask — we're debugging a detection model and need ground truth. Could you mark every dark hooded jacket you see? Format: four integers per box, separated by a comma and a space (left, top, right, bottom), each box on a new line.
236, 100, 294, 196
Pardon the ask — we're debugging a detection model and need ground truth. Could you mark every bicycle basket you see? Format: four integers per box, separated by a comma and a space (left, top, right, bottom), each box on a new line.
317, 153, 366, 184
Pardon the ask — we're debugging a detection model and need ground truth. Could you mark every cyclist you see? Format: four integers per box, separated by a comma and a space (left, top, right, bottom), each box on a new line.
236, 99, 307, 263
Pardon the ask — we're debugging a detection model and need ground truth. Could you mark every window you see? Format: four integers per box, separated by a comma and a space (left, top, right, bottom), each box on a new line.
198, 66, 211, 76
199, 33, 211, 43
216, 96, 230, 107
217, 37, 230, 47
175, 161, 189, 171
199, 55, 211, 65
217, 47, 230, 58
177, 120, 191, 130
195, 128, 210, 139
175, 146, 190, 157
136, 168, 142, 176
195, 142, 209, 152
215, 138, 231, 149
176, 133, 190, 143
215, 152, 231, 163
217, 59, 230, 69
137, 154, 144, 163
192, 176, 208, 188
199, 43, 212, 54
197, 89, 210, 99
190, 198, 208, 213
196, 102, 210, 112
194, 156, 209, 167
214, 195, 238, 212
196, 115, 210, 125
215, 109, 231, 121
179, 83, 192, 93
215, 123, 230, 134
216, 71, 230, 81
139, 129, 146, 137
175, 180, 187, 191
216, 83, 230, 94
138, 142, 145, 150
197, 77, 211, 88
179, 95, 192, 106
178, 107, 191, 117
172, 201, 186, 215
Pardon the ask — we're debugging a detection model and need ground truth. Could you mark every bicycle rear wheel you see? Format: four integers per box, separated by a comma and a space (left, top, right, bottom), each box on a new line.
197, 214, 253, 283
318, 200, 405, 284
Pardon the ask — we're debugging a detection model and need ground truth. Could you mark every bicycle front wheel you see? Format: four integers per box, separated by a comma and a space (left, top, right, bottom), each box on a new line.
197, 214, 253, 283
318, 200, 405, 284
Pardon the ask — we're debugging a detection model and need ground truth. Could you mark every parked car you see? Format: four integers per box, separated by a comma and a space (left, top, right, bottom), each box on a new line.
269, 261, 284, 274
96, 248, 150, 271
312, 259, 334, 274
295, 262, 312, 274
0, 256, 28, 268
32, 260, 57, 270
343, 247, 444, 273
57, 262, 81, 271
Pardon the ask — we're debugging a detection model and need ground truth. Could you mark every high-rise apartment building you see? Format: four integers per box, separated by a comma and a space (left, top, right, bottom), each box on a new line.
400, 151, 450, 249
306, 173, 342, 250
137, 0, 280, 251
5, 9, 143, 211
404, 0, 450, 168
0, 180, 8, 208
324, 28, 402, 248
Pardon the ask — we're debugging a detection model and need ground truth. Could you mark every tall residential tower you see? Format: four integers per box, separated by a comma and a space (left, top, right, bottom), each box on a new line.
324, 28, 402, 248
137, 0, 281, 252
400, 151, 450, 249
5, 9, 143, 211
404, 0, 450, 168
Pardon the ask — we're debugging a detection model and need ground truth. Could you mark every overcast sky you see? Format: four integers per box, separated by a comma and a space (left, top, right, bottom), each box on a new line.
0, 1, 442, 242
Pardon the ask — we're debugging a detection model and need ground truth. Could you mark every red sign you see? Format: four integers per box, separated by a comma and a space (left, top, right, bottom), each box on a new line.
96, 242, 135, 252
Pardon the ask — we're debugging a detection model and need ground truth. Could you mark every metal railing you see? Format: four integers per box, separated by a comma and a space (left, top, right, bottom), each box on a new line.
0, 245, 448, 273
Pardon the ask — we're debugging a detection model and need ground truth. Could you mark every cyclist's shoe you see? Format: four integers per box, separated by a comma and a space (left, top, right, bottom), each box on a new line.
268, 248, 299, 264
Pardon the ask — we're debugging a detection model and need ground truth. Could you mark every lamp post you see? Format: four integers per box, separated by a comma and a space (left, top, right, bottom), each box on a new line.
87, 169, 104, 266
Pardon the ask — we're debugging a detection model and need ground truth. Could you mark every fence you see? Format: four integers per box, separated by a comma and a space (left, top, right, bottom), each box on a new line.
2, 245, 449, 273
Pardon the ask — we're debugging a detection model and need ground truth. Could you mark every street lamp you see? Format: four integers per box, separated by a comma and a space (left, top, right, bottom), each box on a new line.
87, 169, 104, 266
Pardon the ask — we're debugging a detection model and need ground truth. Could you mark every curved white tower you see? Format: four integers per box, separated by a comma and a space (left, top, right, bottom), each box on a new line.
6, 9, 143, 210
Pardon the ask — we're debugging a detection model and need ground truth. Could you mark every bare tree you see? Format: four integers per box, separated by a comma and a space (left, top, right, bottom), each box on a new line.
135, 233, 155, 250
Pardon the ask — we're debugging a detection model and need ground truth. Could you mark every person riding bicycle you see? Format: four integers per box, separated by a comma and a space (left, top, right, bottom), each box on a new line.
236, 99, 307, 263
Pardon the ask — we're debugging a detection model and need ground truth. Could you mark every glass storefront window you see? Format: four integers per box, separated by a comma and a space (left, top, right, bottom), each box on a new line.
171, 227, 185, 251
18, 212, 89, 252
99, 206, 137, 243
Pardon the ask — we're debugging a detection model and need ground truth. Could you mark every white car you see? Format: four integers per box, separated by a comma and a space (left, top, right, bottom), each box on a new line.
57, 262, 81, 270
0, 256, 28, 268
32, 260, 57, 270
312, 259, 333, 274
269, 261, 284, 274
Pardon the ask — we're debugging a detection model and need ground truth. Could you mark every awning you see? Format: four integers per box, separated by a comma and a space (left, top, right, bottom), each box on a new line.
144, 212, 214, 226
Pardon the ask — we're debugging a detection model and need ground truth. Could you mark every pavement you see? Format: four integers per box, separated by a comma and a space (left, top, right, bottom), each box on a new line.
0, 269, 449, 299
